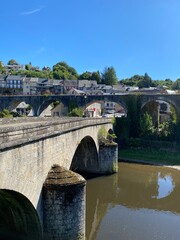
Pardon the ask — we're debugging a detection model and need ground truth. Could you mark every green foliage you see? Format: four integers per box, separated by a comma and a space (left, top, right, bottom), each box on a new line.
120, 74, 144, 86
79, 71, 102, 83
172, 79, 180, 90
11, 111, 22, 117
140, 112, 155, 137
119, 148, 180, 164
170, 105, 177, 123
68, 99, 78, 112
7, 59, 18, 65
79, 71, 92, 80
98, 127, 107, 143
102, 66, 118, 85
137, 73, 153, 88
0, 109, 13, 118
0, 61, 6, 74
142, 101, 159, 127
154, 78, 173, 89
120, 74, 173, 89
98, 127, 117, 145
68, 107, 83, 117
0, 59, 178, 91
114, 116, 130, 145
107, 132, 117, 142
26, 104, 32, 111
52, 61, 78, 80
51, 101, 60, 108
91, 71, 101, 83
25, 62, 32, 70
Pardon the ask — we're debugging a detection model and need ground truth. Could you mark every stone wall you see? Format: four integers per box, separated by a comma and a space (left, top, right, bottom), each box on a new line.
0, 117, 112, 232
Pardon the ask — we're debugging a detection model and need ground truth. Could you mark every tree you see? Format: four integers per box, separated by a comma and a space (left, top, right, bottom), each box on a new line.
68, 108, 83, 117
0, 109, 13, 118
52, 61, 78, 80
137, 73, 153, 88
140, 112, 155, 137
142, 101, 159, 127
0, 61, 6, 74
102, 66, 118, 85
25, 62, 32, 70
91, 71, 102, 83
172, 79, 180, 90
7, 59, 19, 65
79, 71, 91, 80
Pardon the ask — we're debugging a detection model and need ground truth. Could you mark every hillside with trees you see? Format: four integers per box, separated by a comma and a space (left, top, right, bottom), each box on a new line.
1, 59, 180, 89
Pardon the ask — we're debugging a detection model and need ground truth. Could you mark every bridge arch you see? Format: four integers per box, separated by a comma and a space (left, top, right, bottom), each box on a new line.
141, 99, 177, 112
84, 99, 128, 117
0, 189, 42, 240
70, 136, 99, 173
141, 98, 178, 126
140, 95, 180, 122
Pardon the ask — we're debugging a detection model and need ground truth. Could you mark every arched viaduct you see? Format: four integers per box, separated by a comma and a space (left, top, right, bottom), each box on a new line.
0, 94, 180, 120
0, 117, 117, 240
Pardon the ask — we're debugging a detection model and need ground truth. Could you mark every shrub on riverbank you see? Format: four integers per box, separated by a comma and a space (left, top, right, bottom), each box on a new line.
119, 148, 180, 165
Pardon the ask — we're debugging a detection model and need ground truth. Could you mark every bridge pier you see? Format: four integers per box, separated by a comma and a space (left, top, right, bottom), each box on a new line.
43, 165, 86, 240
98, 143, 118, 174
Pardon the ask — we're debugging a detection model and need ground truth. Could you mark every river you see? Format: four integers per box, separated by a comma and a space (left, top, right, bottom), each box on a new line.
86, 162, 180, 240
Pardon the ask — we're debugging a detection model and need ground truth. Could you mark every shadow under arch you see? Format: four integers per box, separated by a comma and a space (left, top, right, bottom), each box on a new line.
70, 136, 99, 174
3, 100, 34, 117
85, 99, 128, 117
37, 97, 69, 116
0, 189, 42, 240
141, 99, 178, 120
141, 99, 178, 127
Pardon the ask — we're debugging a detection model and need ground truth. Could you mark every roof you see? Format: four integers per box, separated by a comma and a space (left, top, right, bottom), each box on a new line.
6, 75, 26, 81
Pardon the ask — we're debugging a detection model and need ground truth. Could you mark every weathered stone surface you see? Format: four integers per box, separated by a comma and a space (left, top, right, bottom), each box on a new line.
43, 166, 86, 240
44, 165, 86, 188
0, 117, 113, 238
0, 117, 112, 149
99, 143, 118, 174
0, 118, 116, 240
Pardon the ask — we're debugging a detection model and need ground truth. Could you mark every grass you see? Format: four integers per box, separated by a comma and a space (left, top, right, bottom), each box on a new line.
119, 148, 180, 165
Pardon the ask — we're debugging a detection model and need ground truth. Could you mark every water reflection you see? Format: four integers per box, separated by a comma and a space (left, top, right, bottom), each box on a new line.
152, 173, 175, 199
86, 162, 180, 240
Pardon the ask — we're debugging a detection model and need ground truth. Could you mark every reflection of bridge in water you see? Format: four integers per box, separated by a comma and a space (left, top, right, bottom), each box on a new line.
86, 162, 180, 240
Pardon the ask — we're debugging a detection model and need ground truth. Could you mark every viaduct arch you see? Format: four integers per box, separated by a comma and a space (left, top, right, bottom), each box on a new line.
0, 94, 180, 120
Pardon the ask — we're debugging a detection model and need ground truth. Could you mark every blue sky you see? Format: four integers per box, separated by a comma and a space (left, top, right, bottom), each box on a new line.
1, 0, 180, 80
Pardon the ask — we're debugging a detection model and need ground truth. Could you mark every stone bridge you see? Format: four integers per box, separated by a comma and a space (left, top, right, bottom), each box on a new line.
0, 117, 118, 240
0, 94, 180, 119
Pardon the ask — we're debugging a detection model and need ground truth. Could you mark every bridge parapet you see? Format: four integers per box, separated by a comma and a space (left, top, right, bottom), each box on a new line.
0, 117, 112, 150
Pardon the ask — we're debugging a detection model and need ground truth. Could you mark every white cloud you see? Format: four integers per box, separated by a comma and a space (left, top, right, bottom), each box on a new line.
21, 8, 41, 15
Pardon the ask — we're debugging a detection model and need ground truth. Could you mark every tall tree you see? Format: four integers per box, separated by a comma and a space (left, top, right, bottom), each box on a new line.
91, 71, 102, 83
102, 66, 118, 85
140, 112, 155, 137
52, 61, 78, 80
79, 71, 91, 80
137, 73, 153, 88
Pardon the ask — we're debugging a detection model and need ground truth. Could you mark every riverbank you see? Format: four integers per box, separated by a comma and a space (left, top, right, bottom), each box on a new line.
119, 148, 180, 166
